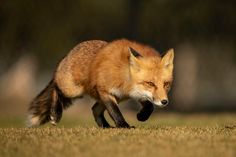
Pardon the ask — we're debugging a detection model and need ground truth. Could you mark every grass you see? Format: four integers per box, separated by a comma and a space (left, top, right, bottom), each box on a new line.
0, 113, 236, 157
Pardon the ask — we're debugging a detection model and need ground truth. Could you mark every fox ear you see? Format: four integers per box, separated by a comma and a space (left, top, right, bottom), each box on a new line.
129, 47, 141, 68
161, 48, 174, 67
129, 47, 142, 58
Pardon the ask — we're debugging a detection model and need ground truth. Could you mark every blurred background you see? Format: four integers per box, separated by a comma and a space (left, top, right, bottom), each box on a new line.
0, 0, 236, 121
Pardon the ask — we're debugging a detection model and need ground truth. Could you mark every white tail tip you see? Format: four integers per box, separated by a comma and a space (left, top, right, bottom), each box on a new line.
26, 115, 40, 127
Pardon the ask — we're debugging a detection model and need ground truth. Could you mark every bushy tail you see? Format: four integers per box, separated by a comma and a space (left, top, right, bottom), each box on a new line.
27, 79, 72, 127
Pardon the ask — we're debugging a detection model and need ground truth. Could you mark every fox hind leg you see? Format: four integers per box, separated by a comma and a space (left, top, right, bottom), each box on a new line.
92, 102, 111, 128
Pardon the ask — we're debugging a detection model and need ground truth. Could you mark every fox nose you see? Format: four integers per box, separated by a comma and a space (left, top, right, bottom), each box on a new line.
161, 99, 168, 105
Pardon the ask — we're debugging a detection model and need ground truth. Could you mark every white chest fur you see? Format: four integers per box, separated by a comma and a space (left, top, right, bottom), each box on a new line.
109, 88, 124, 99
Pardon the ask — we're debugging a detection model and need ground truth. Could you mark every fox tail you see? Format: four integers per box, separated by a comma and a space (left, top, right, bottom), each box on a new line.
27, 79, 71, 127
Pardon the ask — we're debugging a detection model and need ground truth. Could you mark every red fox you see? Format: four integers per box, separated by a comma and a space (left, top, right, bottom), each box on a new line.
28, 39, 174, 128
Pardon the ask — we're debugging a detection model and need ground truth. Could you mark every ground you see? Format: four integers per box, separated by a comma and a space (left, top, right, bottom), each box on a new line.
0, 112, 235, 157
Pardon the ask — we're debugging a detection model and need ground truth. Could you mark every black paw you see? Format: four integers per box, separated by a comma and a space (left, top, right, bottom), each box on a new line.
129, 126, 135, 129
101, 123, 112, 128
117, 122, 135, 129
137, 111, 151, 122
95, 116, 111, 128
102, 126, 115, 129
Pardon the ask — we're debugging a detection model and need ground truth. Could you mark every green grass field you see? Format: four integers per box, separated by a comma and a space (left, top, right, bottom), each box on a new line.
0, 113, 235, 157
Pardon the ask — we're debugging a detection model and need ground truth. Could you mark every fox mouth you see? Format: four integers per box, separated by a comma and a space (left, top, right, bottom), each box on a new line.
152, 100, 168, 108
139, 96, 153, 102
138, 96, 168, 108
139, 97, 168, 108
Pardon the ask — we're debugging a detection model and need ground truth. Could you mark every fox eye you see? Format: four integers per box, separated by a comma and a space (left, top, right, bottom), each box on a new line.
164, 82, 171, 90
144, 81, 156, 87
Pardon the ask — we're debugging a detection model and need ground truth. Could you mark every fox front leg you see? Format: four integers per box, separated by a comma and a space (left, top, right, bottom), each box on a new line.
137, 101, 154, 122
105, 101, 133, 128
92, 102, 111, 128
100, 93, 133, 128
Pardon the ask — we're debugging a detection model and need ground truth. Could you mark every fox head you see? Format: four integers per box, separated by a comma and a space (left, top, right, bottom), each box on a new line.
129, 47, 174, 107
